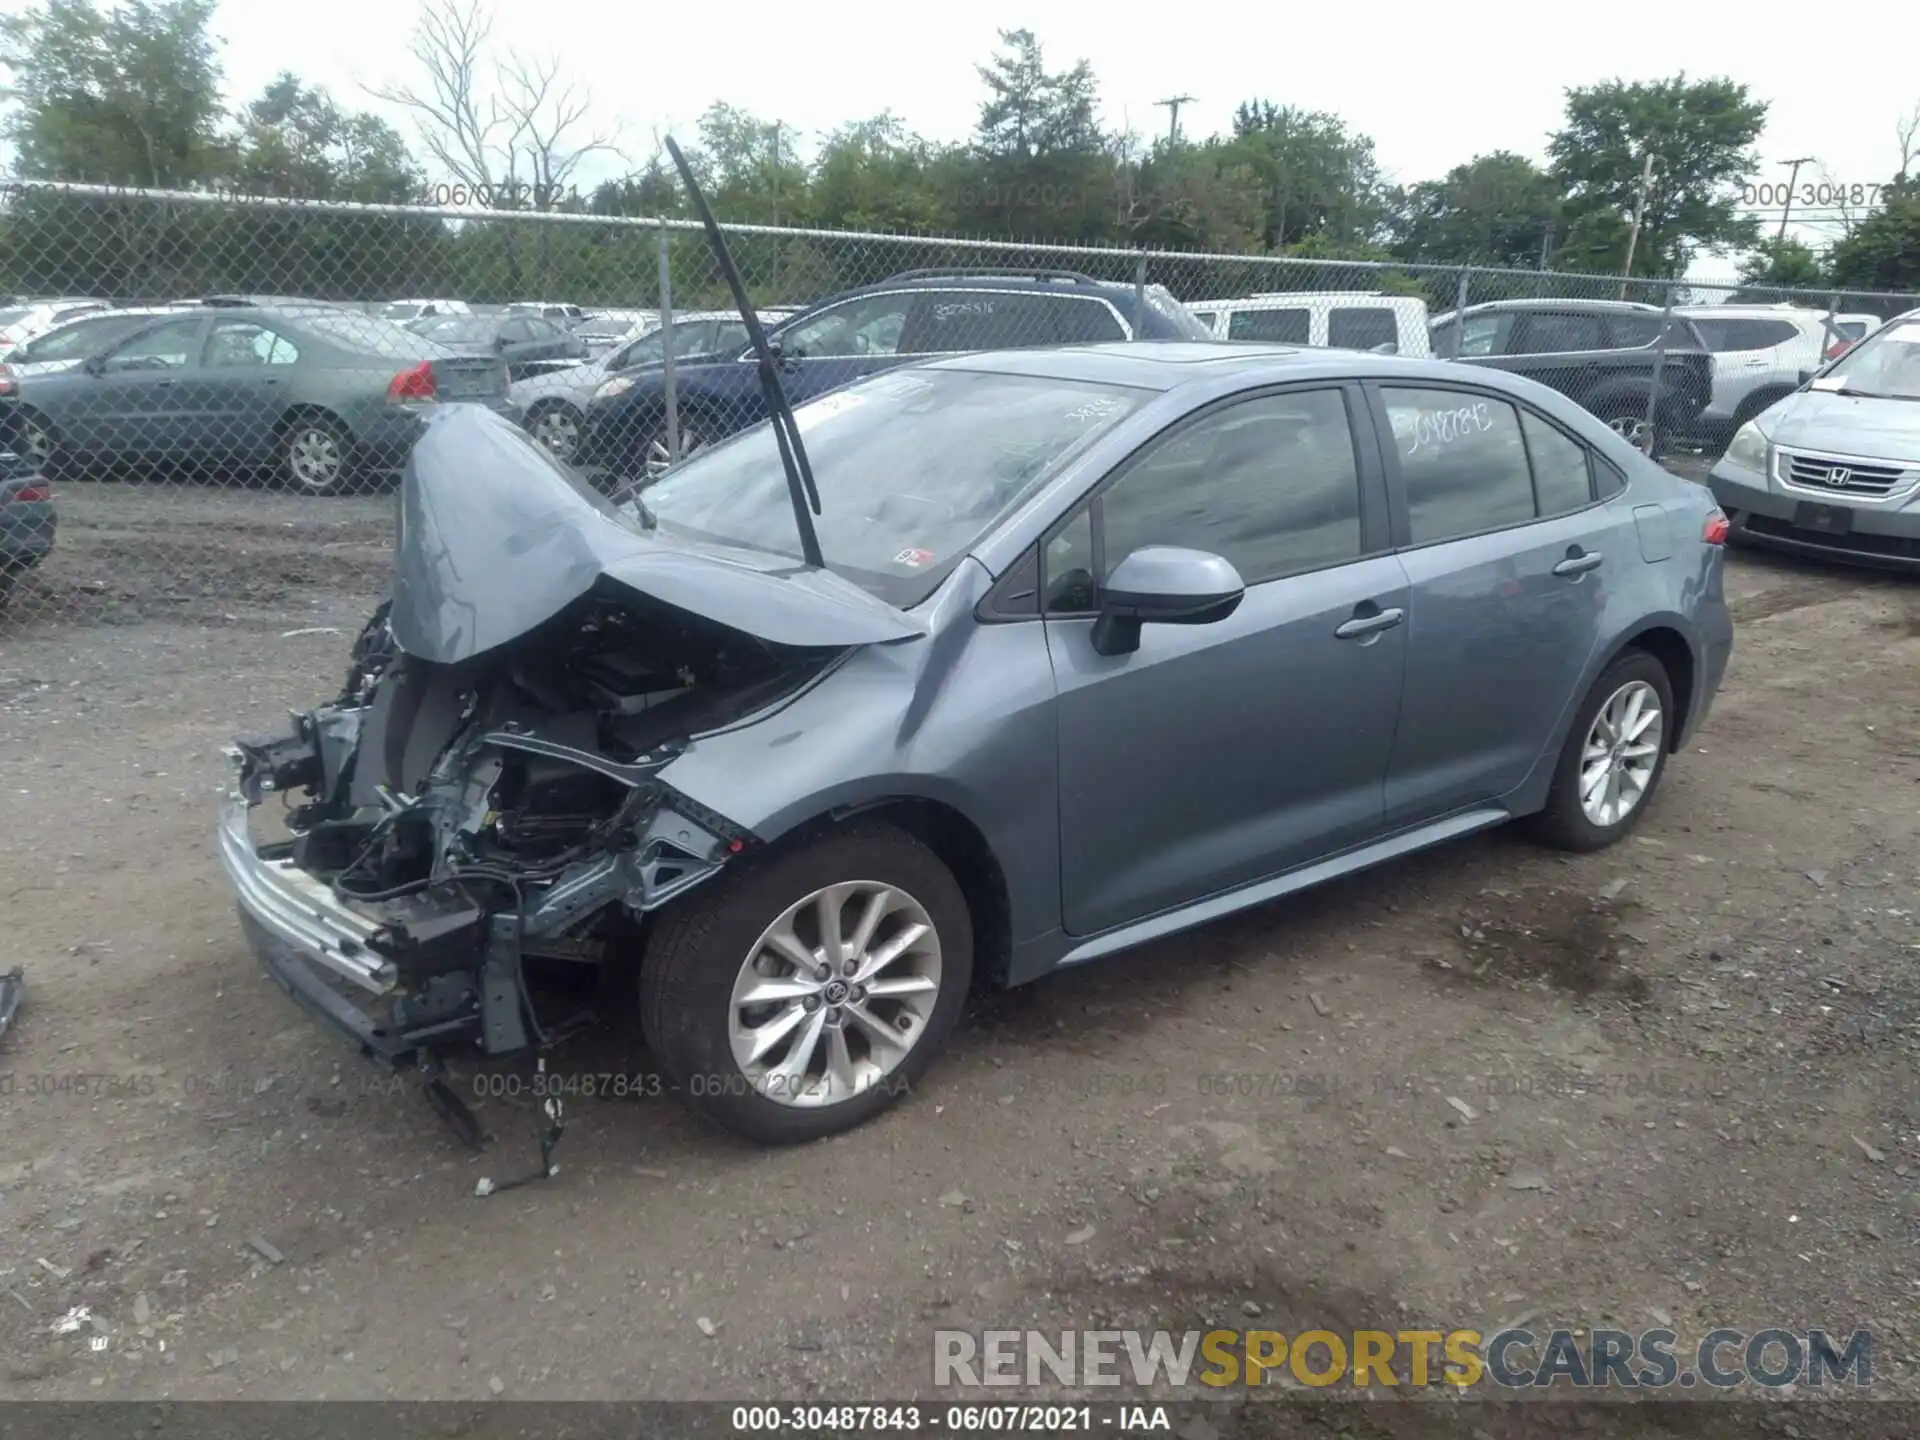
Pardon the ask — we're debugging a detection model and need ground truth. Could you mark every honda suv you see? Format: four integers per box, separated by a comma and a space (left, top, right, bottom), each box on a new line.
1429, 299, 1713, 454
576, 270, 1216, 479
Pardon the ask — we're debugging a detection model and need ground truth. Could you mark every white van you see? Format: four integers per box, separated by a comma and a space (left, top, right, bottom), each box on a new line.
1187, 292, 1432, 357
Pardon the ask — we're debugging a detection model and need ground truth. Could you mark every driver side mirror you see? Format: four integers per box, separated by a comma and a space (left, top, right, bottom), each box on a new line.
82, 354, 108, 376
1090, 546, 1245, 657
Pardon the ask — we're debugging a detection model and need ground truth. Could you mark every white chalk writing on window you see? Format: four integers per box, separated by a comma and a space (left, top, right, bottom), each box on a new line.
1394, 401, 1496, 456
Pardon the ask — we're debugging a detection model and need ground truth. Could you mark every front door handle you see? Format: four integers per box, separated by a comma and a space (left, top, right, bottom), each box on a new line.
1552, 549, 1604, 577
1334, 606, 1405, 640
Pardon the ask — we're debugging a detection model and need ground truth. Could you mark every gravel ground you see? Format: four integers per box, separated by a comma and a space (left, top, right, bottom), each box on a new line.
2, 473, 1918, 1435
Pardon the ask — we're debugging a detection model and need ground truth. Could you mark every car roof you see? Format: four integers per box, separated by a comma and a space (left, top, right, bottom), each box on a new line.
1454, 298, 1663, 315
1195, 292, 1426, 307
830, 271, 1146, 304
918, 340, 1526, 391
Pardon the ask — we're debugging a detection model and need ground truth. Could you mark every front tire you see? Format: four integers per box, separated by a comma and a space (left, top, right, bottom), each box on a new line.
527, 402, 582, 464
1528, 650, 1675, 852
640, 824, 973, 1144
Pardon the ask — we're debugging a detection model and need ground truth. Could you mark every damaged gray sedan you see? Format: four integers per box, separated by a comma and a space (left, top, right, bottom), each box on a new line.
220, 343, 1732, 1145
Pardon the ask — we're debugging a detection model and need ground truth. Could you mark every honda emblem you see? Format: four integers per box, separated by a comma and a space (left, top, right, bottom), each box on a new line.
1825, 467, 1851, 487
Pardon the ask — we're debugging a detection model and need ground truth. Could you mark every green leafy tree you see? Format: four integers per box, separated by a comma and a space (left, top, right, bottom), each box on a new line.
0, 0, 227, 186
1547, 75, 1767, 278
961, 28, 1112, 241
1227, 102, 1384, 251
1388, 151, 1562, 268
1828, 178, 1920, 302
1731, 237, 1829, 298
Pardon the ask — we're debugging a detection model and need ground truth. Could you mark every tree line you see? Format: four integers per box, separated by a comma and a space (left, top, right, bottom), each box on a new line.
2, 0, 1916, 313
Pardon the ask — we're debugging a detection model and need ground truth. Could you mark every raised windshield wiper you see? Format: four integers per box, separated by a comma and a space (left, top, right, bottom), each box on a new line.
663, 135, 825, 569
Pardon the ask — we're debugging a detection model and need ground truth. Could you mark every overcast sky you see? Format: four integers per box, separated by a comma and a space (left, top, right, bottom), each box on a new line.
38, 0, 1920, 281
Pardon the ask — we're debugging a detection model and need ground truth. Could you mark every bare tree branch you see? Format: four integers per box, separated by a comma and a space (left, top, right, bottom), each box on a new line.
364, 0, 621, 207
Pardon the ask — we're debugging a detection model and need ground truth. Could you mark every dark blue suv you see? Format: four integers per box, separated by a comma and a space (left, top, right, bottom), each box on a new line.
577, 269, 1215, 479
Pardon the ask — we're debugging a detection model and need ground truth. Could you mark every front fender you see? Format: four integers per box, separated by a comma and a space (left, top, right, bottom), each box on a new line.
654, 564, 1065, 948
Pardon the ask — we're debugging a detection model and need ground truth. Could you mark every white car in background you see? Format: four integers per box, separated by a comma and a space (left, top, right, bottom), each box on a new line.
1186, 292, 1432, 357
1677, 303, 1888, 445
0, 298, 111, 361
510, 309, 793, 465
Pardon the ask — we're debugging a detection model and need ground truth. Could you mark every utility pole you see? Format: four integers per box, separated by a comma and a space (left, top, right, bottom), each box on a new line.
1619, 151, 1656, 299
1154, 95, 1196, 146
1538, 219, 1556, 271
768, 121, 783, 226
1776, 156, 1815, 240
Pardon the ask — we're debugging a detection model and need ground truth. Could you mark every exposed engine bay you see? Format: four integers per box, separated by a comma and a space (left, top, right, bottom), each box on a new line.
230, 584, 840, 1068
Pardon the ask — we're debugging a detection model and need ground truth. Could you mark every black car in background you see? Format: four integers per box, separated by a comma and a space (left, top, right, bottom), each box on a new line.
577, 269, 1217, 480
1428, 299, 1714, 452
1, 303, 520, 494
407, 312, 587, 381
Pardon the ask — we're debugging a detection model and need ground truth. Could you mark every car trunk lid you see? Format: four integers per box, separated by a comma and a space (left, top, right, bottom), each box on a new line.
389, 404, 927, 664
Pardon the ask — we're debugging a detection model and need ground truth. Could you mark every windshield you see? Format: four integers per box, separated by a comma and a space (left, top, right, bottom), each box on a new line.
639, 367, 1152, 604
1817, 319, 1920, 400
415, 315, 495, 344
20, 312, 155, 362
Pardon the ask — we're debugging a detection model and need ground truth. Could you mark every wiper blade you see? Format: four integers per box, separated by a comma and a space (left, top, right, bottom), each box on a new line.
662, 135, 825, 569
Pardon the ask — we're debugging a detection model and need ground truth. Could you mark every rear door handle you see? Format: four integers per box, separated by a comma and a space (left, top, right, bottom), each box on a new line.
1553, 550, 1605, 577
1335, 606, 1405, 640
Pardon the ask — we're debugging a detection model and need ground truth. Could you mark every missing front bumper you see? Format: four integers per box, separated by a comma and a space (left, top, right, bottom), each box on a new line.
220, 789, 499, 1061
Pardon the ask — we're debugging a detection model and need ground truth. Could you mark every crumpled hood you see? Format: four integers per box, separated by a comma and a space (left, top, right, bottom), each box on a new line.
1764, 389, 1920, 463
389, 405, 926, 664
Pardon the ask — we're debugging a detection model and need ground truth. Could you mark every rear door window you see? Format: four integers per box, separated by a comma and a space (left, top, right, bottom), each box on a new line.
1227, 307, 1310, 344
1514, 312, 1608, 353
905, 292, 1063, 351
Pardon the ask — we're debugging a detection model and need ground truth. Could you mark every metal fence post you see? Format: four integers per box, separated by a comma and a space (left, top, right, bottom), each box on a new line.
1447, 268, 1470, 357
658, 222, 678, 472
1133, 250, 1147, 332
1822, 290, 1841, 367
1643, 285, 1674, 459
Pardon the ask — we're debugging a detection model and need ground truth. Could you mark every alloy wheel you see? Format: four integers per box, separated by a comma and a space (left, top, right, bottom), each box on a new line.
1607, 414, 1653, 452
532, 407, 580, 463
645, 426, 703, 480
1579, 680, 1663, 827
288, 425, 344, 492
727, 880, 943, 1108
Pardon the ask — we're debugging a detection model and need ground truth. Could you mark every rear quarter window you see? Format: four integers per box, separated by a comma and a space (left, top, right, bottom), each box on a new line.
1328, 308, 1400, 353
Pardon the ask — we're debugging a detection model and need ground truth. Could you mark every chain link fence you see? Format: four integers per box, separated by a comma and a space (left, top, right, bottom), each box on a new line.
1, 179, 1915, 632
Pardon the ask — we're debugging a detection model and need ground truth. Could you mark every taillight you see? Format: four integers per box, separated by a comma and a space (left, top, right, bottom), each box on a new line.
1703, 510, 1730, 546
9, 482, 51, 503
1826, 340, 1852, 360
0, 364, 15, 396
386, 360, 437, 402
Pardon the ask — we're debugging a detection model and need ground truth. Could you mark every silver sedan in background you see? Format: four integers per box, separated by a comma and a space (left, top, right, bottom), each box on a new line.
509, 309, 793, 464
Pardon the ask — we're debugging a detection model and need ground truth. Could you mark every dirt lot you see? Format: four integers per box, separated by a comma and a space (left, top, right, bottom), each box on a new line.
2, 474, 1918, 1434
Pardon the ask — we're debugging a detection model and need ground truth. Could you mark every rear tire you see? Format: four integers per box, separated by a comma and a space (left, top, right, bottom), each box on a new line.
280, 413, 356, 496
640, 823, 973, 1145
1527, 650, 1675, 852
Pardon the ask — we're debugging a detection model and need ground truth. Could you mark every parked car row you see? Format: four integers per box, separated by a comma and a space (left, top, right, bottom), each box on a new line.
0, 298, 521, 494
